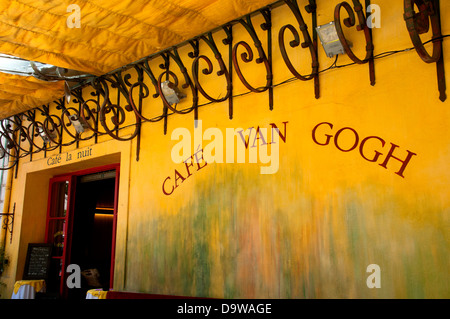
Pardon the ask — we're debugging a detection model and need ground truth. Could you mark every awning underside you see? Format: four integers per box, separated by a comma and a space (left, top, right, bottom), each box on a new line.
0, 0, 275, 119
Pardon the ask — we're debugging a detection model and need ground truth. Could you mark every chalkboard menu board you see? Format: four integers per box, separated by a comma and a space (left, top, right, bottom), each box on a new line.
23, 243, 52, 280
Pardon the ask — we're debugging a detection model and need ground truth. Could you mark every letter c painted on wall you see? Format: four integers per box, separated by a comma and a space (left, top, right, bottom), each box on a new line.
162, 176, 174, 196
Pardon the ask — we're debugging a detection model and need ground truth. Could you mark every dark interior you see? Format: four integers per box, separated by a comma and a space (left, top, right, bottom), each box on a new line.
68, 173, 115, 299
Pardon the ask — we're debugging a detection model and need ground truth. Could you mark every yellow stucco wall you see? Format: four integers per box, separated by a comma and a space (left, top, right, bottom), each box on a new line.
1, 0, 448, 299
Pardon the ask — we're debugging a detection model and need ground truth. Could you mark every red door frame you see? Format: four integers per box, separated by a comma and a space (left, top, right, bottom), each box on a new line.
46, 163, 120, 297
45, 174, 76, 298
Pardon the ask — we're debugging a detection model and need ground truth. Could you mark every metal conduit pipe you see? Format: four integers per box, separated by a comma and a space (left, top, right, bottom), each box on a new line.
0, 125, 16, 255
0, 161, 14, 251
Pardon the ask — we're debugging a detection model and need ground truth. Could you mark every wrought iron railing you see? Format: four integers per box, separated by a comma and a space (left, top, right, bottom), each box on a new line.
0, 0, 446, 171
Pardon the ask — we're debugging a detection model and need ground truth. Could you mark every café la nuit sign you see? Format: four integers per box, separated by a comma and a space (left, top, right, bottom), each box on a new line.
46, 146, 93, 166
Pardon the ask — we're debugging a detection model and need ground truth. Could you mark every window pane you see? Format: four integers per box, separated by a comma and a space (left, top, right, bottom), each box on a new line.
47, 219, 65, 257
50, 181, 69, 217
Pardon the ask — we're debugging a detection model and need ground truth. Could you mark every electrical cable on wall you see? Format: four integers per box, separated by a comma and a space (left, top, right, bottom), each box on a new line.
113, 34, 449, 131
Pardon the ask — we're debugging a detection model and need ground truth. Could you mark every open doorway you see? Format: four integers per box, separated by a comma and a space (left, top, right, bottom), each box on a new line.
45, 165, 119, 299
68, 170, 117, 299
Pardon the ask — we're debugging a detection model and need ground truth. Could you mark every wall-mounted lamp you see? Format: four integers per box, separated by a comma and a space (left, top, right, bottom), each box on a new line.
160, 80, 186, 105
37, 127, 56, 145
69, 114, 89, 134
316, 21, 351, 58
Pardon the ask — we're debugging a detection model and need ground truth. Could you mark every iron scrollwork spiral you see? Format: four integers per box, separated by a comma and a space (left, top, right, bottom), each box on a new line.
404, 0, 446, 101
94, 77, 141, 141
334, 0, 375, 85
191, 33, 232, 104
279, 0, 319, 98
157, 49, 198, 115
232, 14, 273, 95
0, 118, 19, 170
28, 105, 63, 152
